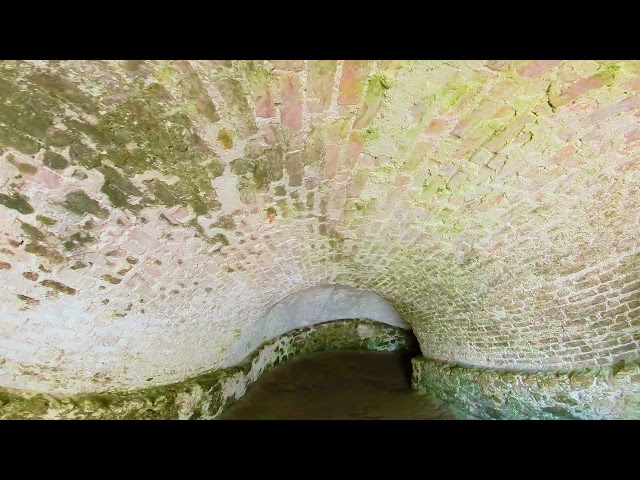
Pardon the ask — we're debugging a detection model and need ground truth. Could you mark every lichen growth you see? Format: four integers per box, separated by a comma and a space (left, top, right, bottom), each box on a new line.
98, 166, 142, 209
412, 356, 640, 420
595, 62, 622, 82
361, 127, 380, 140
370, 72, 394, 90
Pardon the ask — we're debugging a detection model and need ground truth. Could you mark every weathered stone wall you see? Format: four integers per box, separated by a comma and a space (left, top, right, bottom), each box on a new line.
0, 319, 416, 419
412, 356, 640, 419
0, 60, 639, 398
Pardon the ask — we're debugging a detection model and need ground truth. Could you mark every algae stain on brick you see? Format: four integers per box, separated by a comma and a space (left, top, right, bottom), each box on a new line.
36, 214, 57, 226
20, 223, 46, 241
6, 155, 38, 174
63, 232, 94, 251
102, 274, 122, 285
43, 149, 69, 170
0, 192, 34, 214
16, 294, 39, 306
63, 191, 109, 218
217, 129, 233, 149
23, 271, 39, 281
25, 243, 64, 264
98, 166, 143, 209
1, 61, 227, 218
40, 280, 77, 295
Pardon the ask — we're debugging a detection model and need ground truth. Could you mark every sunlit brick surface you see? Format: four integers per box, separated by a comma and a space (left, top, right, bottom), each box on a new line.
0, 60, 638, 393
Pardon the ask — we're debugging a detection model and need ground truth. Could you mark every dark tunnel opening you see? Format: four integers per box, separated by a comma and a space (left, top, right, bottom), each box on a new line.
218, 328, 475, 420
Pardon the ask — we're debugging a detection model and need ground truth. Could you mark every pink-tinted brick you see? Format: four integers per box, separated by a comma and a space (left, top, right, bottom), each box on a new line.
483, 113, 536, 153
250, 82, 275, 118
623, 78, 640, 93
270, 60, 304, 71
378, 60, 404, 75
353, 75, 389, 129
278, 74, 302, 132
452, 99, 501, 138
323, 144, 340, 179
339, 133, 365, 170
447, 88, 483, 116
453, 125, 495, 159
338, 61, 371, 105
306, 60, 337, 113
517, 60, 563, 78
552, 75, 607, 107
488, 79, 520, 100
425, 118, 447, 135
348, 170, 369, 197
549, 146, 576, 165
262, 125, 279, 145
357, 154, 375, 168
486, 60, 512, 71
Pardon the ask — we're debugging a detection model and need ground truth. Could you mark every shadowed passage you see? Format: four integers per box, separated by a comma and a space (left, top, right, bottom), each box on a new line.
219, 350, 477, 420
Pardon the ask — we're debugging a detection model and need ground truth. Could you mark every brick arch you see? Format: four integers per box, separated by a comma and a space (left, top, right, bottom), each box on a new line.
222, 284, 411, 366
0, 60, 638, 395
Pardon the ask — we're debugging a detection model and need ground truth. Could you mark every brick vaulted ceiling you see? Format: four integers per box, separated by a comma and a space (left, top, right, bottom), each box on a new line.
0, 60, 638, 394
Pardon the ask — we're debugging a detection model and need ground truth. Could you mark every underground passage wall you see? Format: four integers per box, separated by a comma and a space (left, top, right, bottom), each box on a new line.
0, 60, 639, 419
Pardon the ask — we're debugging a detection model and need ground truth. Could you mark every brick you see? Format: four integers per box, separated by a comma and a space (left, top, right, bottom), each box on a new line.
306, 61, 337, 113
249, 81, 275, 118
517, 60, 563, 78
339, 133, 365, 171
353, 75, 389, 129
338, 60, 371, 105
323, 144, 340, 179
551, 75, 607, 107
278, 73, 302, 132
270, 60, 304, 71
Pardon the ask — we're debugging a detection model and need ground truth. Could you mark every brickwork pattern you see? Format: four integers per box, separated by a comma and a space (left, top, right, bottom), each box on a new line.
0, 60, 638, 393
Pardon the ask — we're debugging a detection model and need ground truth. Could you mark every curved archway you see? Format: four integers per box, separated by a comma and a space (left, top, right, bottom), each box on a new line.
224, 284, 413, 366
0, 60, 638, 419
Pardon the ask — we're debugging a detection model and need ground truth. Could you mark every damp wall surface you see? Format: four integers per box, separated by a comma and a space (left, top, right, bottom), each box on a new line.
411, 356, 640, 419
0, 60, 639, 415
0, 319, 417, 419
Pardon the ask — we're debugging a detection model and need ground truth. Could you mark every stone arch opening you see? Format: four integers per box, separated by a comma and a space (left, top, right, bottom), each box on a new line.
212, 284, 432, 419
236, 284, 415, 359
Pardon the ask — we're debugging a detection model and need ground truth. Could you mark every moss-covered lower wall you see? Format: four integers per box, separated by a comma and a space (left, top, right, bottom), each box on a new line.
411, 356, 640, 419
0, 319, 416, 419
